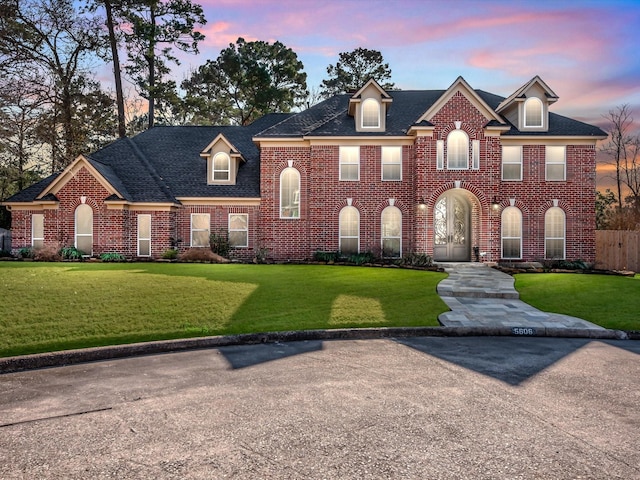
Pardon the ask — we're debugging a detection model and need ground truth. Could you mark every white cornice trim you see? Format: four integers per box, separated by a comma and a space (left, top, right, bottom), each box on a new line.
177, 197, 261, 206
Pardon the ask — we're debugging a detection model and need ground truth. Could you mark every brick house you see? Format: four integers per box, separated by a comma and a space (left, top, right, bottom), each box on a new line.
2, 76, 607, 263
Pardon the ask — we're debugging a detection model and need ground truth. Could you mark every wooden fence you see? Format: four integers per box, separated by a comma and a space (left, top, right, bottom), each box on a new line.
596, 230, 640, 272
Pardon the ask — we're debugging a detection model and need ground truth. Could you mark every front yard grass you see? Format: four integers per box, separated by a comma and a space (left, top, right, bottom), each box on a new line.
0, 262, 448, 358
515, 273, 640, 331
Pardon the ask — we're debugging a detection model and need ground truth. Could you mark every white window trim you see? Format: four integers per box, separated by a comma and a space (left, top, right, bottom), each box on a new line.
74, 204, 93, 256
190, 213, 210, 247
502, 145, 523, 181
361, 98, 380, 129
32, 213, 44, 248
381, 146, 402, 181
212, 152, 231, 182
381, 206, 402, 258
545, 208, 566, 260
339, 146, 360, 181
339, 206, 360, 254
446, 130, 469, 170
524, 97, 544, 128
472, 140, 480, 170
436, 140, 444, 170
501, 207, 522, 260
137, 214, 151, 257
545, 146, 566, 181
279, 167, 301, 219
229, 213, 249, 248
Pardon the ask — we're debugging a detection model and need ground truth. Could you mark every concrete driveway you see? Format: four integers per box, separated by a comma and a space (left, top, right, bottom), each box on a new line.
1, 337, 639, 479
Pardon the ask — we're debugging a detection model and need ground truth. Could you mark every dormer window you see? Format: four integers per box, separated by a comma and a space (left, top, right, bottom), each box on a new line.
212, 152, 230, 181
362, 98, 380, 128
524, 97, 543, 128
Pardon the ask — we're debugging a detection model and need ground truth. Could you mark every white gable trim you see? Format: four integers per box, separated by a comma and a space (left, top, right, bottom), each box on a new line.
200, 133, 244, 161
496, 75, 558, 113
37, 155, 122, 200
417, 76, 504, 124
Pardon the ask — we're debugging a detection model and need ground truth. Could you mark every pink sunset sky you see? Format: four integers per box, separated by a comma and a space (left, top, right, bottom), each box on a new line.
181, 0, 640, 130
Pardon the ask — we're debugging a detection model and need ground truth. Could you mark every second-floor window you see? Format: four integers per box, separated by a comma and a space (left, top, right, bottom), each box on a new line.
212, 152, 230, 181
502, 146, 522, 181
340, 146, 360, 181
362, 98, 380, 128
381, 146, 402, 181
546, 146, 566, 181
524, 97, 543, 128
447, 130, 469, 169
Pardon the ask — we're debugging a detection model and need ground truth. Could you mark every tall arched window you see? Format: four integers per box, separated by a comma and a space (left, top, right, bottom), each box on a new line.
212, 152, 230, 181
524, 97, 543, 127
545, 207, 565, 259
280, 167, 300, 218
501, 206, 522, 259
339, 206, 359, 254
381, 206, 401, 257
75, 203, 93, 255
447, 130, 469, 169
362, 98, 380, 128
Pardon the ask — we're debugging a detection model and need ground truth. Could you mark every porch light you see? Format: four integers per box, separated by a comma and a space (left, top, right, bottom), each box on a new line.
491, 196, 500, 210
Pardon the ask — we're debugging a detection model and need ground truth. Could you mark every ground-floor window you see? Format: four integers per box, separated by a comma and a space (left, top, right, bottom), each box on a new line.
229, 213, 248, 247
381, 206, 401, 257
501, 206, 522, 259
138, 214, 151, 256
339, 206, 359, 254
32, 213, 44, 249
545, 207, 565, 259
191, 213, 210, 247
75, 204, 93, 255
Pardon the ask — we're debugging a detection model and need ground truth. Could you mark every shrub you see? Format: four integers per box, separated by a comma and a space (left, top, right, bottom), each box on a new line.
313, 251, 341, 262
100, 252, 126, 262
209, 230, 230, 258
60, 246, 84, 260
402, 252, 433, 267
541, 259, 591, 271
18, 247, 33, 259
161, 248, 178, 260
179, 248, 218, 263
0, 250, 12, 258
33, 245, 62, 262
345, 251, 375, 265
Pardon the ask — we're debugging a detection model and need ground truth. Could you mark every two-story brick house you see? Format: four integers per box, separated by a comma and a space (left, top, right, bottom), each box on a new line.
2, 76, 607, 263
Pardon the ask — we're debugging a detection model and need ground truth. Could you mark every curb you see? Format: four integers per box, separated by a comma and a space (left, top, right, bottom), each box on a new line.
0, 326, 632, 375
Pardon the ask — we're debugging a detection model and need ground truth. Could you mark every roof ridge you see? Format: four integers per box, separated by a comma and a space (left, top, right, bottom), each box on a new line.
125, 138, 177, 203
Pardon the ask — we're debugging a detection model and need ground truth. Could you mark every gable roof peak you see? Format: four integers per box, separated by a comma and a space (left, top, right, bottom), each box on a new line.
496, 75, 559, 113
351, 77, 392, 99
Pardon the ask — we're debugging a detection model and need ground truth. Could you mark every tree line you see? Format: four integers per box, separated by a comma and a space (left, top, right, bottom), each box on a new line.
0, 0, 394, 228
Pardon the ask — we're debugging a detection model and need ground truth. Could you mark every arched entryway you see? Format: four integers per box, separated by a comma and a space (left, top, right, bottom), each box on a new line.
433, 190, 471, 262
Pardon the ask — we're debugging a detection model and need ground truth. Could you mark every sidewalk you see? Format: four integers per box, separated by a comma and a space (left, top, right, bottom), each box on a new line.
436, 263, 606, 331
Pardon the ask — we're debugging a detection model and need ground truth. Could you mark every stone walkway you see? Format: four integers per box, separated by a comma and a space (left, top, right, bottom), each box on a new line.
436, 263, 606, 331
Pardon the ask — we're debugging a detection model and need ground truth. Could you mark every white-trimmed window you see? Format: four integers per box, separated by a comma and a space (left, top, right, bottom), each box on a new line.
191, 213, 210, 247
472, 140, 480, 170
381, 206, 401, 257
75, 204, 93, 255
501, 206, 522, 259
436, 140, 444, 170
340, 146, 360, 181
545, 207, 565, 259
339, 206, 359, 254
524, 97, 543, 128
362, 98, 380, 128
212, 152, 230, 182
280, 167, 300, 218
32, 214, 44, 249
381, 146, 402, 181
502, 146, 522, 181
137, 214, 151, 257
546, 146, 566, 181
447, 130, 469, 169
229, 213, 248, 248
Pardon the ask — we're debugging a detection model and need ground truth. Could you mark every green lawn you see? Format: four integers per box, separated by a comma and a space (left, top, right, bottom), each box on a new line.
515, 273, 640, 331
0, 262, 448, 357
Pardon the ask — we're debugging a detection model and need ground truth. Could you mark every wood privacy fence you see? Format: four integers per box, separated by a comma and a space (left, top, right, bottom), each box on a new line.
595, 230, 640, 272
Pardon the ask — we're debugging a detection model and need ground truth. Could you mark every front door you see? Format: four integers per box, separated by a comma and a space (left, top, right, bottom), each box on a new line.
433, 191, 471, 262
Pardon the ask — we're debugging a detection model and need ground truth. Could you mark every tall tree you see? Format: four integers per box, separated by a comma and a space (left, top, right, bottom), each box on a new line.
601, 104, 634, 210
121, 0, 206, 129
181, 37, 308, 126
0, 0, 107, 171
320, 47, 394, 98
